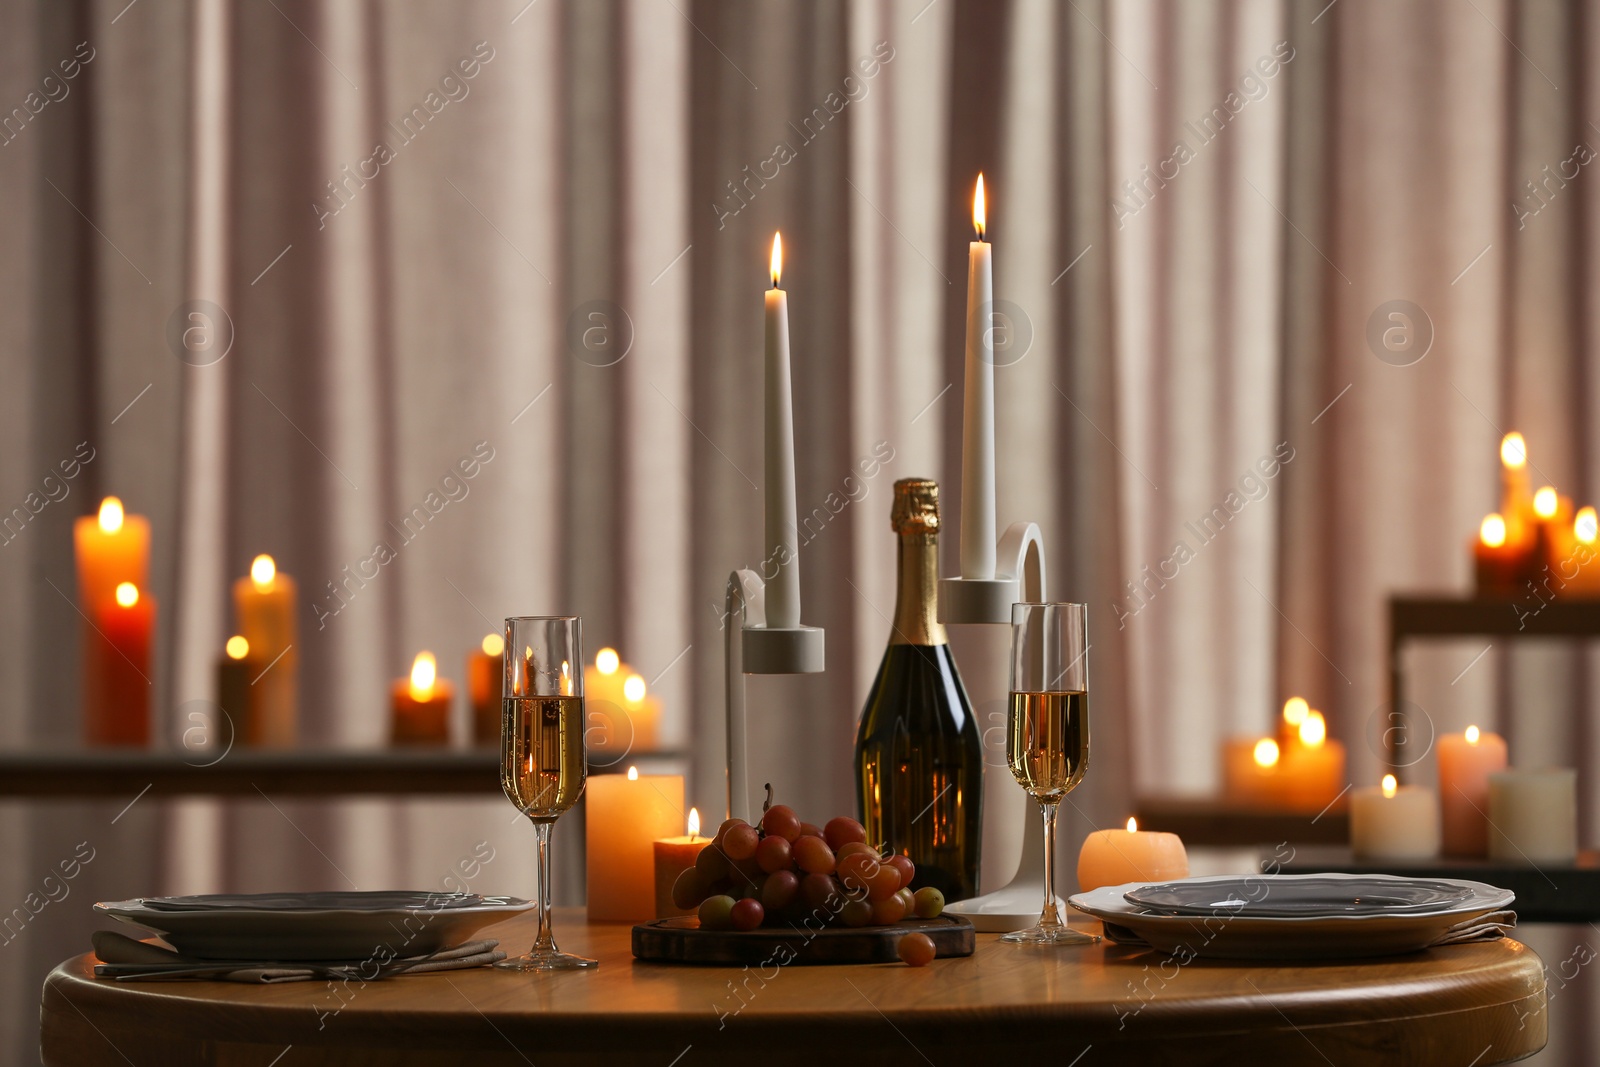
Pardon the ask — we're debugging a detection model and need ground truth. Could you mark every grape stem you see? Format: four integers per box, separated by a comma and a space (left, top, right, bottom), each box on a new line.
762, 782, 774, 813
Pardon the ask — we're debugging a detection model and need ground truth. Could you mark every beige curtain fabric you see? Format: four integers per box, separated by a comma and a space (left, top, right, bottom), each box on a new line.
2, 0, 1598, 1062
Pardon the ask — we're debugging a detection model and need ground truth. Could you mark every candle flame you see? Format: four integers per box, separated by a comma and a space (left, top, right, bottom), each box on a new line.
482, 632, 504, 657
1501, 432, 1527, 470
1534, 486, 1558, 519
251, 554, 276, 589
624, 674, 646, 703
1382, 774, 1398, 798
770, 232, 783, 287
973, 174, 986, 240
1480, 513, 1507, 548
1299, 710, 1327, 748
114, 582, 138, 608
1577, 507, 1598, 545
1282, 696, 1309, 727
596, 647, 619, 675
409, 652, 437, 700
1253, 738, 1280, 768
627, 765, 639, 781
98, 497, 124, 534
1125, 816, 1138, 833
225, 635, 249, 660
1466, 724, 1481, 743
688, 807, 701, 838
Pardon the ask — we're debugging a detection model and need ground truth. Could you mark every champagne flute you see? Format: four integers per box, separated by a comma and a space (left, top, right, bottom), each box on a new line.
1002, 602, 1097, 946
497, 616, 596, 971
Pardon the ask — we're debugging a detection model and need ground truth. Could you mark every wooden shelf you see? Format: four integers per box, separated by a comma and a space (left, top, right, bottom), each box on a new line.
1134, 795, 1349, 847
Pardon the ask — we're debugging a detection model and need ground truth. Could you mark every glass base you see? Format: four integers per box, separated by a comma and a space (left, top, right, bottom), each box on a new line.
493, 950, 598, 971
1001, 924, 1101, 946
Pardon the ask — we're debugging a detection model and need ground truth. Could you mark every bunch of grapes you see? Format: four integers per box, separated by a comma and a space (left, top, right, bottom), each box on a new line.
672, 804, 945, 935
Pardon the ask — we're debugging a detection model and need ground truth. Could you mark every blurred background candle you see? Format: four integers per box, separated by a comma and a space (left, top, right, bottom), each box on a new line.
214, 634, 254, 746
233, 554, 298, 745
584, 647, 661, 754
391, 651, 452, 744
468, 632, 504, 746
1500, 432, 1530, 547
1351, 774, 1439, 859
653, 807, 709, 918
74, 496, 149, 613
1076, 817, 1189, 892
1222, 737, 1282, 807
1488, 768, 1577, 864
1474, 514, 1523, 596
1437, 725, 1508, 856
1533, 485, 1573, 575
1571, 506, 1600, 595
1276, 695, 1309, 748
1279, 710, 1346, 811
84, 582, 153, 746
587, 766, 684, 921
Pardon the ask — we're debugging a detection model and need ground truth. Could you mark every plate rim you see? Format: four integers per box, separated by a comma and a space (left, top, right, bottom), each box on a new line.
1122, 874, 1476, 916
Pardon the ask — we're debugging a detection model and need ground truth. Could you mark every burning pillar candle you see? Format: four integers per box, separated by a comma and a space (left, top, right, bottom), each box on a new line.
1533, 485, 1573, 579
1437, 725, 1508, 857
1474, 514, 1523, 597
215, 635, 254, 746
1076, 817, 1189, 892
763, 232, 801, 628
74, 497, 150, 614
1500, 433, 1530, 548
1223, 737, 1283, 807
1279, 711, 1346, 811
587, 766, 685, 921
1351, 774, 1440, 859
233, 554, 298, 745
85, 582, 153, 746
1277, 696, 1309, 748
1488, 769, 1577, 864
1570, 507, 1600, 595
391, 652, 453, 744
960, 174, 996, 579
653, 807, 710, 918
468, 632, 504, 746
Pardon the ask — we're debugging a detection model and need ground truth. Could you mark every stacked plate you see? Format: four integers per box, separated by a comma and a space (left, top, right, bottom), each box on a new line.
96, 891, 534, 961
1069, 873, 1514, 960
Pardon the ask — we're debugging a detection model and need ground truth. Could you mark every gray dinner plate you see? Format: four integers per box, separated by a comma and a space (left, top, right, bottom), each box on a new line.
1124, 875, 1474, 918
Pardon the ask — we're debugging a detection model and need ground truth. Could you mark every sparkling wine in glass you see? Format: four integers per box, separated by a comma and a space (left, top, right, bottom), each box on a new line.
497, 616, 596, 971
1002, 602, 1098, 946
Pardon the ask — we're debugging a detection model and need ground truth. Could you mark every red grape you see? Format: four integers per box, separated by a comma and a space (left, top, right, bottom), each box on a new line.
736, 873, 766, 901
871, 891, 908, 925
793, 835, 837, 875
800, 872, 841, 910
799, 822, 825, 838
836, 852, 879, 897
671, 868, 707, 910
760, 804, 802, 843
887, 855, 915, 888
824, 816, 867, 851
695, 846, 729, 880
755, 834, 793, 874
762, 869, 800, 912
894, 887, 915, 912
698, 894, 736, 930
723, 823, 760, 861
839, 898, 873, 928
898, 932, 936, 967
865, 861, 901, 901
912, 887, 944, 918
835, 841, 878, 863
715, 818, 745, 845
730, 897, 765, 931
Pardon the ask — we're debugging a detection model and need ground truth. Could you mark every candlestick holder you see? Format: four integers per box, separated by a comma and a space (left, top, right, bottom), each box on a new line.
940, 521, 1059, 932
723, 569, 825, 822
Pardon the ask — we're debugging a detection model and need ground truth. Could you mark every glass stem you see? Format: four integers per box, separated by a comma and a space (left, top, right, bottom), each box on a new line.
1039, 799, 1063, 930
532, 819, 556, 955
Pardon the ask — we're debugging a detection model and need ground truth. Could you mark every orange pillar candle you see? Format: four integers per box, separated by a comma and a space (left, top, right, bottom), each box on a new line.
1076, 817, 1189, 892
1222, 737, 1282, 807
85, 582, 153, 746
391, 652, 453, 744
586, 766, 684, 921
1276, 696, 1309, 749
74, 497, 150, 613
1500, 433, 1531, 549
1474, 514, 1524, 597
1278, 711, 1347, 811
468, 632, 505, 746
653, 807, 710, 918
1569, 507, 1600, 595
232, 555, 298, 745
1437, 725, 1508, 857
619, 672, 661, 753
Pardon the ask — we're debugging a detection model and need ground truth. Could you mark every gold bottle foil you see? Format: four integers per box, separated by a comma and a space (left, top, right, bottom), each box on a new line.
890, 478, 946, 646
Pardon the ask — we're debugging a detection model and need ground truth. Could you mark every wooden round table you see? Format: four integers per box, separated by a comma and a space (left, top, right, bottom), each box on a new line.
41, 910, 1547, 1066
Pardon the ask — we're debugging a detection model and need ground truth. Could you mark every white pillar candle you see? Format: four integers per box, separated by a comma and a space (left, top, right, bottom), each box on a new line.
1488, 769, 1577, 864
960, 175, 996, 580
1350, 775, 1440, 860
763, 232, 800, 629
1076, 817, 1189, 892
1437, 725, 1508, 857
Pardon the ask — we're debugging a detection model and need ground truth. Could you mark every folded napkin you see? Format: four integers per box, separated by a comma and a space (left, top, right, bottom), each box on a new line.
1100, 909, 1517, 952
91, 929, 505, 983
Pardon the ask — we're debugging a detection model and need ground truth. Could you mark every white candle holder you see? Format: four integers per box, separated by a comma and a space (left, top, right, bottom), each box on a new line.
940, 521, 1059, 932
723, 568, 825, 822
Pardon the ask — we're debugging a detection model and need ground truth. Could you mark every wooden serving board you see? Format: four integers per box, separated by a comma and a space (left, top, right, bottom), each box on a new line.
632, 914, 974, 965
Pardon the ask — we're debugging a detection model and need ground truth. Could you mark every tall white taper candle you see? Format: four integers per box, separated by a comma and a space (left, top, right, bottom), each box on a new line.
764, 232, 801, 628
961, 175, 996, 580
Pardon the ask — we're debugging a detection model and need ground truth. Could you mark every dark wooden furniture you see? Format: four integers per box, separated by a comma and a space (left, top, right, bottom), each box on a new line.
1135, 795, 1349, 846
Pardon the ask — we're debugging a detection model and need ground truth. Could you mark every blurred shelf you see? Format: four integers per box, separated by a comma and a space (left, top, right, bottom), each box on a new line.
1134, 795, 1349, 847
0, 748, 685, 799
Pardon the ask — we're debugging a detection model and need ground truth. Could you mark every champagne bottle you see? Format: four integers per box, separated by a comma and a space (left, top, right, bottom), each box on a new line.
854, 478, 982, 900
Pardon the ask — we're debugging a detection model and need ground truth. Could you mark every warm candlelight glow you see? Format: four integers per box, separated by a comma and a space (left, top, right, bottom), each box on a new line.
1577, 507, 1598, 545
481, 632, 504, 657
98, 497, 124, 534
1299, 710, 1327, 747
225, 635, 249, 660
409, 652, 437, 700
1125, 816, 1138, 833
596, 647, 620, 675
1282, 696, 1309, 727
769, 232, 783, 288
688, 807, 701, 839
1479, 513, 1507, 547
627, 765, 639, 781
1501, 432, 1527, 470
623, 674, 646, 703
1534, 486, 1558, 519
973, 173, 987, 240
114, 582, 138, 608
1382, 774, 1398, 798
1253, 738, 1281, 768
1466, 724, 1481, 744
250, 554, 276, 589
